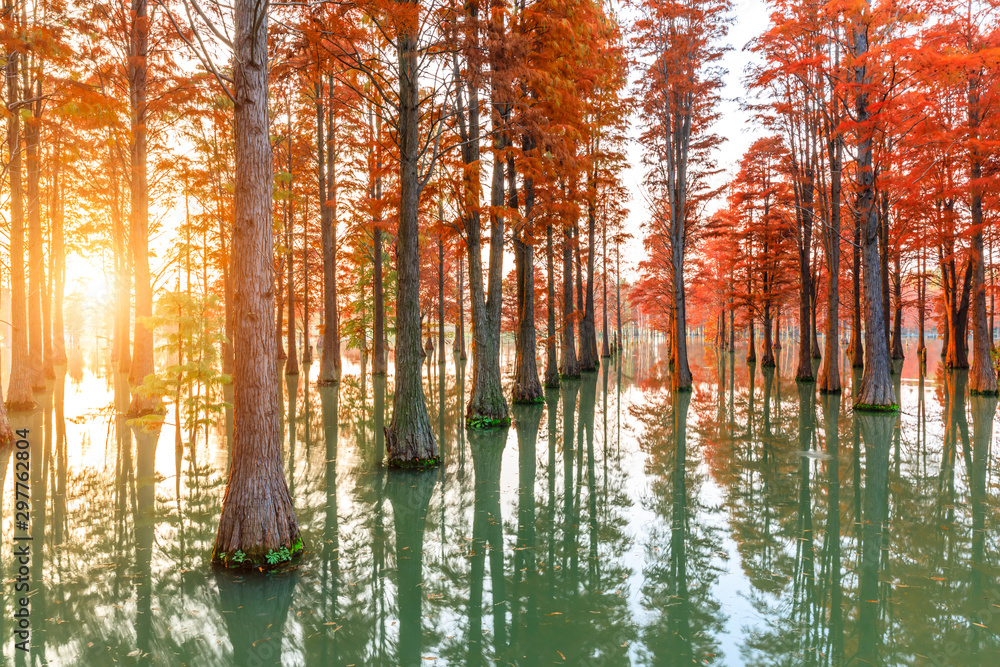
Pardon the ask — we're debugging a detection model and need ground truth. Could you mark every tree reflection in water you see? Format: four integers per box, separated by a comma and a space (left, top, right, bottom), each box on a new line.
2, 339, 998, 665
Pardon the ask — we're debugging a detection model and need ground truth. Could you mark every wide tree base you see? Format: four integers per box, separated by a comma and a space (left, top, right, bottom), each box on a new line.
5, 400, 37, 412
795, 376, 815, 383
213, 537, 304, 571
819, 387, 842, 395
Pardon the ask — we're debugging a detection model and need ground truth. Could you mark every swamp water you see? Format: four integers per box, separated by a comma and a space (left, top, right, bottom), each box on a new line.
1, 338, 997, 666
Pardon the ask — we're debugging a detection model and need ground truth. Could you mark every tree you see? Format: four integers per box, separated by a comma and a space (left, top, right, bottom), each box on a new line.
634, 0, 730, 390
211, 0, 302, 567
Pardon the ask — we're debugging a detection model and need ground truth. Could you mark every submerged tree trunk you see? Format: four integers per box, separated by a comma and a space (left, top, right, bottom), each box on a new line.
285, 181, 299, 376
545, 223, 559, 387
852, 7, 896, 410
511, 148, 542, 403
796, 183, 814, 382
25, 90, 46, 386
601, 218, 610, 358
849, 210, 863, 367
385, 7, 438, 461
456, 255, 466, 360
578, 167, 599, 372
762, 304, 775, 367
747, 318, 756, 363
890, 248, 904, 360
438, 213, 446, 363
560, 219, 580, 378
318, 87, 341, 385
127, 0, 159, 416
4, 20, 34, 409
372, 225, 387, 374
111, 156, 132, 375
213, 0, 302, 567
968, 75, 997, 395
819, 133, 842, 393
51, 148, 67, 365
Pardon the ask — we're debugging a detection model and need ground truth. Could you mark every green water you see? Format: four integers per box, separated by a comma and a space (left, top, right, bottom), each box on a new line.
1, 338, 998, 666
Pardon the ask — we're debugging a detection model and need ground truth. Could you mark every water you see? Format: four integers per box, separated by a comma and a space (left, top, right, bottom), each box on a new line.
2, 338, 998, 666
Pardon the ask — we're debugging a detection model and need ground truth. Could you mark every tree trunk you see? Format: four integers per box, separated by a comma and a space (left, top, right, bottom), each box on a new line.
852, 9, 896, 410
601, 219, 610, 358
968, 76, 997, 395
796, 176, 814, 382
762, 304, 775, 367
879, 192, 891, 355
747, 318, 756, 363
560, 219, 580, 378
213, 0, 302, 567
438, 214, 446, 364
25, 98, 46, 385
545, 223, 559, 387
511, 149, 542, 403
318, 86, 341, 385
4, 18, 33, 409
285, 180, 298, 376
127, 0, 159, 415
819, 134, 842, 393
578, 168, 599, 372
849, 209, 863, 367
890, 248, 904, 360
671, 229, 692, 389
111, 155, 132, 375
51, 147, 67, 365
384, 8, 438, 462
456, 255, 466, 360
372, 226, 386, 375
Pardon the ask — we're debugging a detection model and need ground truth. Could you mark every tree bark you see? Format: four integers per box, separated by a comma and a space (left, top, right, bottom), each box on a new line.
385, 4, 438, 461
545, 223, 559, 387
25, 89, 45, 386
849, 209, 863, 367
213, 0, 302, 567
51, 145, 67, 365
438, 212, 446, 364
762, 304, 775, 367
968, 72, 997, 395
819, 132, 842, 393
127, 0, 159, 415
795, 171, 815, 382
852, 7, 896, 409
318, 86, 341, 385
284, 176, 298, 376
511, 148, 542, 403
747, 318, 756, 363
4, 13, 33, 409
560, 219, 580, 378
578, 167, 599, 372
890, 247, 904, 360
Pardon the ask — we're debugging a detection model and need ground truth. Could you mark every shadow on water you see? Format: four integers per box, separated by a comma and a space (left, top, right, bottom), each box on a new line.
4, 338, 1000, 665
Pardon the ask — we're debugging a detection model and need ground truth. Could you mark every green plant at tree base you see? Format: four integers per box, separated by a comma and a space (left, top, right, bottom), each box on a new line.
215, 537, 304, 570
389, 456, 442, 469
970, 389, 1000, 397
512, 396, 545, 405
465, 416, 511, 429
854, 403, 900, 413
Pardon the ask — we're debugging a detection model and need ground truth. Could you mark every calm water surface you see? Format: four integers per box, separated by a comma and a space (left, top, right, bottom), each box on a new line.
2, 338, 998, 666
